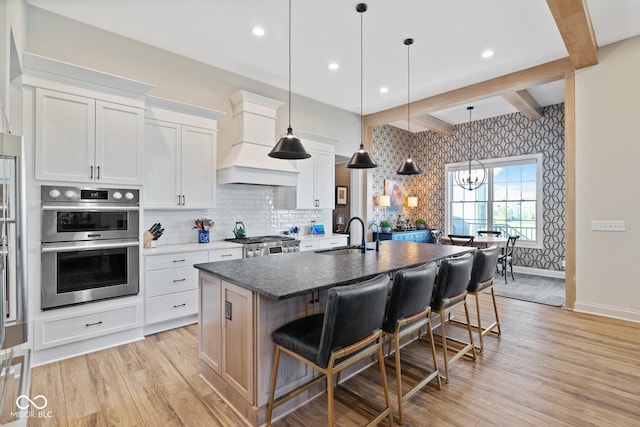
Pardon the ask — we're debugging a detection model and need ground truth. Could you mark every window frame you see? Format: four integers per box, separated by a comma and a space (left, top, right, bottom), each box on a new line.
444, 153, 544, 249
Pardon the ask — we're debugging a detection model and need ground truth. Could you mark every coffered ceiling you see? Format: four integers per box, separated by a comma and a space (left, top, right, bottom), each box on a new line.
28, 0, 640, 132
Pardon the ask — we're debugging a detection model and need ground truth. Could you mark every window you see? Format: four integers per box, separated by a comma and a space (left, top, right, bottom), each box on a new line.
445, 154, 543, 249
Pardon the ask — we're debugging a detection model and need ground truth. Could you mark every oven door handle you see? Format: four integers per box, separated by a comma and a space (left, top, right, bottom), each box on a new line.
41, 205, 139, 211
41, 239, 140, 253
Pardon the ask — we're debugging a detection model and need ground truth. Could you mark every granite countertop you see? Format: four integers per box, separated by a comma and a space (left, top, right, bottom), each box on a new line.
143, 241, 243, 255
194, 241, 474, 300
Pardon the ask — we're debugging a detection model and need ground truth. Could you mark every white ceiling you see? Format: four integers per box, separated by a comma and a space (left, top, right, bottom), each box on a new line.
28, 0, 640, 128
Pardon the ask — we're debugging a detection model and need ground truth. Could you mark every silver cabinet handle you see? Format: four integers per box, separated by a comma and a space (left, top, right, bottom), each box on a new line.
172, 259, 186, 263
97, 166, 100, 180
182, 195, 185, 205
221, 254, 233, 258
173, 303, 186, 308
177, 195, 181, 205
173, 278, 186, 283
90, 165, 94, 179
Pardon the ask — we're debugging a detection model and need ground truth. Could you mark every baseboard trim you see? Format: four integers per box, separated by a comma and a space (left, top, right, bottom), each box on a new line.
574, 302, 640, 324
512, 266, 565, 279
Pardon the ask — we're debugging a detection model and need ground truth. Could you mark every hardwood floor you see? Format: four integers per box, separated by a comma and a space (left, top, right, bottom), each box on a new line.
30, 294, 640, 426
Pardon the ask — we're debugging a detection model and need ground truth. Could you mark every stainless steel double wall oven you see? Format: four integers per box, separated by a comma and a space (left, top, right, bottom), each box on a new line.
41, 186, 140, 309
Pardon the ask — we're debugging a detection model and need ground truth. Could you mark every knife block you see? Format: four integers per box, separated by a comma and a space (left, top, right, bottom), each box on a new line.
143, 230, 157, 248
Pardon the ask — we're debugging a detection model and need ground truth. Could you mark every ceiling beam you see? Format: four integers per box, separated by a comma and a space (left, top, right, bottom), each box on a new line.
503, 89, 543, 120
546, 0, 598, 69
412, 115, 454, 135
365, 57, 573, 128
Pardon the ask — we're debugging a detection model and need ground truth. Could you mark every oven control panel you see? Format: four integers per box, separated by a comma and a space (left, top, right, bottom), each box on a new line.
42, 186, 139, 204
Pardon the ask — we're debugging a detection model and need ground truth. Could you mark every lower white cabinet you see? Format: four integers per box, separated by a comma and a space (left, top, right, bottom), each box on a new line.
34, 301, 142, 351
299, 236, 348, 252
144, 247, 243, 334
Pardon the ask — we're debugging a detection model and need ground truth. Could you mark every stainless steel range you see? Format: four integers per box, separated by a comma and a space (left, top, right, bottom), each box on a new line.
225, 235, 300, 258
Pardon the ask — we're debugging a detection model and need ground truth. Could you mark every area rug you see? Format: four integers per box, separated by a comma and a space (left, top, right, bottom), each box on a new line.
492, 273, 565, 307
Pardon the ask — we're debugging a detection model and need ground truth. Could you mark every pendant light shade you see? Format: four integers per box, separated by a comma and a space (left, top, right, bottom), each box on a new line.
347, 3, 377, 169
454, 106, 487, 191
397, 38, 422, 175
268, 0, 310, 160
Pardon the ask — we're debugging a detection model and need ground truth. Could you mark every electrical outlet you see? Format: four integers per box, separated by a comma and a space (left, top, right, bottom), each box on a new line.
562, 258, 565, 269
591, 220, 626, 232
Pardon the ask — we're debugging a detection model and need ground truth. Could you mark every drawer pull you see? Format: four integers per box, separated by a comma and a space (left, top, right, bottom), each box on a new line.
173, 278, 186, 283
172, 259, 186, 263
225, 301, 232, 320
221, 254, 233, 257
173, 303, 186, 308
330, 242, 338, 245
85, 321, 103, 327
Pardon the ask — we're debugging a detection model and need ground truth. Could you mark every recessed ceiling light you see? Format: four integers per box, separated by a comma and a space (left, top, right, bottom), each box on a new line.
481, 49, 494, 58
252, 26, 265, 37
379, 87, 389, 94
328, 62, 339, 70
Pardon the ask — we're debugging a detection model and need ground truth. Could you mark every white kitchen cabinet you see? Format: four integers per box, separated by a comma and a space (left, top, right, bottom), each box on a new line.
299, 235, 348, 252
34, 88, 144, 185
275, 134, 336, 210
144, 96, 224, 209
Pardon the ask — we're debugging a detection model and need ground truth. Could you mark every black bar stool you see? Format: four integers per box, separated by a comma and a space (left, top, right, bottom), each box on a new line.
382, 262, 441, 425
452, 246, 502, 352
267, 274, 393, 426
431, 253, 476, 383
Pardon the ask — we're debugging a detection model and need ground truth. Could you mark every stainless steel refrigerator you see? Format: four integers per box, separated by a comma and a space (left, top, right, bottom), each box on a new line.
0, 132, 30, 426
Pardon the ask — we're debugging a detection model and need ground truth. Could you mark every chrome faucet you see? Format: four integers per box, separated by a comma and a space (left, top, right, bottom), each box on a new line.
346, 216, 366, 254
368, 222, 381, 251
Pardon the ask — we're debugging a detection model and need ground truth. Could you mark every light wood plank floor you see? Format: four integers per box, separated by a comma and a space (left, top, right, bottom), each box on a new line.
30, 294, 640, 426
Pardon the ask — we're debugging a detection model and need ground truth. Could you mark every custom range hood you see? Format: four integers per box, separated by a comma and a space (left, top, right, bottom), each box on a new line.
218, 90, 299, 186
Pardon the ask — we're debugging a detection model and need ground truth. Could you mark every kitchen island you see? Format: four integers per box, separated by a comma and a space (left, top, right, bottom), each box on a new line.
195, 241, 473, 425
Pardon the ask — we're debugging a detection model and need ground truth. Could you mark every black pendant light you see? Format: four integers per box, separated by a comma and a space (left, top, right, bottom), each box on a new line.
347, 3, 377, 169
269, 0, 311, 160
397, 38, 423, 175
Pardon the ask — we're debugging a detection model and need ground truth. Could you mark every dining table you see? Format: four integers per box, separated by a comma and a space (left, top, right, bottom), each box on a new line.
442, 234, 508, 248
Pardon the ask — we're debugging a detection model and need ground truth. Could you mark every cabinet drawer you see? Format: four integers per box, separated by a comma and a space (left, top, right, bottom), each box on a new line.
145, 251, 208, 271
299, 241, 318, 252
146, 290, 198, 324
209, 248, 243, 262
146, 266, 198, 297
319, 237, 347, 249
36, 303, 141, 350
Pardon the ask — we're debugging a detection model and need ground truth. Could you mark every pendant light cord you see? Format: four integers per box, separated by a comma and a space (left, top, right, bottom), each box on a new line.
288, 0, 292, 128
407, 41, 410, 136
359, 7, 364, 148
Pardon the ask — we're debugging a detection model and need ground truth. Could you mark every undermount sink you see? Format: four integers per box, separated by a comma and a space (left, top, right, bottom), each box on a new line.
315, 245, 375, 255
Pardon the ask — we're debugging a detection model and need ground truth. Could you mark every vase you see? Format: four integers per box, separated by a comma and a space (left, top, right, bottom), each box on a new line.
198, 229, 210, 243
381, 227, 391, 233
417, 224, 426, 230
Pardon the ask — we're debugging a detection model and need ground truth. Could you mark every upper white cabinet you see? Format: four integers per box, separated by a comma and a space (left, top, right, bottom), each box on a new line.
35, 88, 144, 184
23, 53, 155, 185
275, 132, 337, 210
144, 96, 224, 209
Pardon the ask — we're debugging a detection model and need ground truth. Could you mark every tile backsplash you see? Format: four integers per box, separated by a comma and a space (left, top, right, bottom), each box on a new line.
144, 184, 330, 245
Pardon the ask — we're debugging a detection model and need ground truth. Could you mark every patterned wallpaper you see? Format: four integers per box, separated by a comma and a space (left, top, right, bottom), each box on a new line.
372, 103, 565, 271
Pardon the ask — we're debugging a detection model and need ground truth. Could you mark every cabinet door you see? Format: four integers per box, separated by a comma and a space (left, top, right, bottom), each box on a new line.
295, 156, 316, 209
200, 274, 222, 374
221, 280, 255, 404
314, 150, 335, 209
181, 125, 217, 208
96, 101, 144, 185
35, 88, 95, 182
144, 119, 181, 208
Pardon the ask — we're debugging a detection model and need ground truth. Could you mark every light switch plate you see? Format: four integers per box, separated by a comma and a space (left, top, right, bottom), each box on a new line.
591, 220, 626, 232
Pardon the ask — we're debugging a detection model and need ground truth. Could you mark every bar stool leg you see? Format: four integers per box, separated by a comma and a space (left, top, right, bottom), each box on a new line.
267, 346, 282, 426
464, 300, 477, 362
491, 287, 502, 336
377, 340, 394, 427
393, 333, 403, 425
425, 315, 442, 391
438, 309, 450, 384
327, 370, 335, 427
474, 293, 485, 352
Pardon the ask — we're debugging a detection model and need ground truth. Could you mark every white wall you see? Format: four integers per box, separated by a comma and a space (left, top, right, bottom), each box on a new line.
24, 6, 360, 159
575, 35, 640, 322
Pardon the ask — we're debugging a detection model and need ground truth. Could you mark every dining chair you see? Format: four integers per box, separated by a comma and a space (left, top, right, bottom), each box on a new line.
382, 262, 441, 424
267, 274, 393, 427
477, 230, 502, 237
498, 235, 519, 283
447, 234, 475, 246
431, 253, 476, 383
431, 229, 443, 245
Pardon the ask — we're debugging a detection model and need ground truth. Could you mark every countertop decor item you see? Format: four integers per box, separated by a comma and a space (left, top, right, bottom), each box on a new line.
380, 219, 392, 233
347, 3, 377, 169
397, 38, 423, 175
416, 218, 427, 229
194, 218, 214, 243
268, 0, 310, 160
